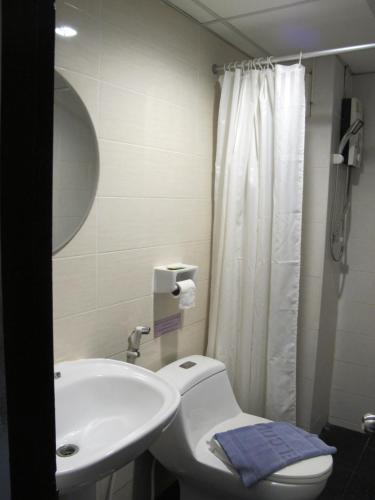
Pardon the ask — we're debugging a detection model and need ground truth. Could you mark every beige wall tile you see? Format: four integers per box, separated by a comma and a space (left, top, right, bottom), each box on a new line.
299, 57, 345, 431
99, 21, 199, 109
302, 167, 330, 224
298, 276, 323, 332
98, 82, 197, 154
296, 377, 314, 431
55, 1, 100, 78
55, 200, 97, 258
114, 319, 207, 372
52, 0, 241, 376
55, 68, 100, 132
54, 311, 97, 362
97, 241, 210, 308
330, 73, 375, 430
97, 197, 211, 253
301, 221, 325, 278
96, 296, 153, 358
98, 140, 211, 200
53, 255, 97, 319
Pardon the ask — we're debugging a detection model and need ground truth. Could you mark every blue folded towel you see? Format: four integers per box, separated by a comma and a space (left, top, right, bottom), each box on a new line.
214, 422, 336, 488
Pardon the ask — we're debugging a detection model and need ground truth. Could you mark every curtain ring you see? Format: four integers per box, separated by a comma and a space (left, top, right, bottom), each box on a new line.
269, 56, 275, 70
299, 51, 303, 66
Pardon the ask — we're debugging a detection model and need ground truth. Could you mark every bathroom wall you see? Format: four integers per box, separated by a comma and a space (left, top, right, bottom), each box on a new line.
330, 73, 375, 432
309, 58, 349, 434
53, 2, 243, 497
53, 0, 243, 374
297, 56, 346, 432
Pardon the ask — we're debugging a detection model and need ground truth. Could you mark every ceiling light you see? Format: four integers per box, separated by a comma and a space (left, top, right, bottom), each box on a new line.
55, 25, 77, 38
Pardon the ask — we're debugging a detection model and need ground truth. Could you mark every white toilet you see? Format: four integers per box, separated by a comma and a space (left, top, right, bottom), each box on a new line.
150, 355, 333, 500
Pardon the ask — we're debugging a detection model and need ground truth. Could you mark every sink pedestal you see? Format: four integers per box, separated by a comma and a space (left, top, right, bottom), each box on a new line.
59, 483, 96, 500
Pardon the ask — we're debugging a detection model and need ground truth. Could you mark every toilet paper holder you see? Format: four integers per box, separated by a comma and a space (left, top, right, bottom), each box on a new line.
154, 263, 198, 295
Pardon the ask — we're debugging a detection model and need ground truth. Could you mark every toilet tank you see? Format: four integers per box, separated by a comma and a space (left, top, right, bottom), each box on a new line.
151, 355, 241, 470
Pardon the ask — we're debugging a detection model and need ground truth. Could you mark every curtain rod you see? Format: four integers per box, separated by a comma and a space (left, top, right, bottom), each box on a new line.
212, 42, 375, 74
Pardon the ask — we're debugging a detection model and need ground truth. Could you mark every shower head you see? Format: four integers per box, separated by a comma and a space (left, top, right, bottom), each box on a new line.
338, 118, 364, 155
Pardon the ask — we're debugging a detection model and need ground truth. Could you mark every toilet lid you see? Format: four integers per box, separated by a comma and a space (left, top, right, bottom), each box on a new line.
196, 413, 333, 486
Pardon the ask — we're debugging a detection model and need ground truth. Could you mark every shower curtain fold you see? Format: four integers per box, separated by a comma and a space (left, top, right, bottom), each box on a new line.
207, 64, 305, 423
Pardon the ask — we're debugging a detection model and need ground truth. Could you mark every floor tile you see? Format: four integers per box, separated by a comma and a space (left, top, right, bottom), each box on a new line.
317, 463, 353, 499
367, 434, 375, 450
320, 424, 368, 469
157, 482, 179, 500
344, 471, 375, 500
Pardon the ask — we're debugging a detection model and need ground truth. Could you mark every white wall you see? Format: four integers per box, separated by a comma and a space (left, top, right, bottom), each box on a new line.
53, 0, 242, 369
297, 56, 345, 432
310, 57, 347, 433
53, 1, 243, 497
330, 73, 375, 432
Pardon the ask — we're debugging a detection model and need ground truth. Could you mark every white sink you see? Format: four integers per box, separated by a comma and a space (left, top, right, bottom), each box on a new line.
54, 358, 180, 497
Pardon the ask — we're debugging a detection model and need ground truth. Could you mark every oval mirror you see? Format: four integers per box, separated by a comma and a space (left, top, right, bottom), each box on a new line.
53, 71, 99, 254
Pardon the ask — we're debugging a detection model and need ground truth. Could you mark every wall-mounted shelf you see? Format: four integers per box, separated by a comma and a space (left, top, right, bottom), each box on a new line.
153, 263, 198, 294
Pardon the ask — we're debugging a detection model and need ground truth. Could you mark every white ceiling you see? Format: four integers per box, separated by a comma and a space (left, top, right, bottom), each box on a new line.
167, 0, 375, 73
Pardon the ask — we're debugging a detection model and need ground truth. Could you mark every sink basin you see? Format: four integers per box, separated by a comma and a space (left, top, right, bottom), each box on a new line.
54, 358, 180, 496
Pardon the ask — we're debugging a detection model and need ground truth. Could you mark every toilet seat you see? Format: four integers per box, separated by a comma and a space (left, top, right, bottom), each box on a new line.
195, 412, 333, 487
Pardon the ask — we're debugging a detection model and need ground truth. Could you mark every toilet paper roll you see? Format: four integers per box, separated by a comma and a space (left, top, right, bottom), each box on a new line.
172, 279, 196, 310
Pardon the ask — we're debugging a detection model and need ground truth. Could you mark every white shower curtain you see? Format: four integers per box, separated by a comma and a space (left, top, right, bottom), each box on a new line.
207, 64, 305, 424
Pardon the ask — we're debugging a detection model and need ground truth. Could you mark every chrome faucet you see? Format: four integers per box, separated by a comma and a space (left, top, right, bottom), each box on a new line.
362, 413, 375, 434
126, 326, 151, 363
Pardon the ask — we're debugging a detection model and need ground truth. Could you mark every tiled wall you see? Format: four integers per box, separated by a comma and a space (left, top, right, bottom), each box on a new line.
330, 73, 375, 432
53, 1, 242, 497
53, 0, 243, 369
310, 58, 347, 433
297, 56, 345, 432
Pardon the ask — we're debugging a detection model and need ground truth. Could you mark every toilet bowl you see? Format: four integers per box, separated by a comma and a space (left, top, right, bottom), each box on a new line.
150, 355, 333, 500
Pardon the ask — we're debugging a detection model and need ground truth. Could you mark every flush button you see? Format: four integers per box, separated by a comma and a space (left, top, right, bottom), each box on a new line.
179, 361, 196, 369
